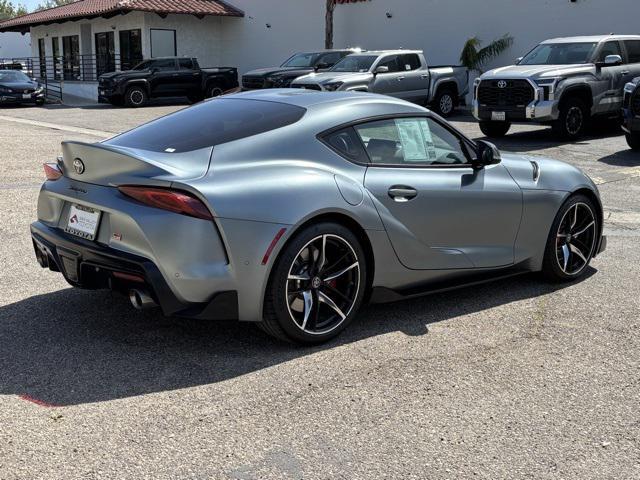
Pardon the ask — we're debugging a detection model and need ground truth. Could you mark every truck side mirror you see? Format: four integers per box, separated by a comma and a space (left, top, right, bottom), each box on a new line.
596, 54, 623, 69
314, 62, 330, 72
515, 56, 523, 65
374, 65, 389, 75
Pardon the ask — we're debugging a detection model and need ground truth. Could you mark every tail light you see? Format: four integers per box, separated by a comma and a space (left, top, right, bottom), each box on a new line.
118, 186, 213, 220
44, 162, 63, 181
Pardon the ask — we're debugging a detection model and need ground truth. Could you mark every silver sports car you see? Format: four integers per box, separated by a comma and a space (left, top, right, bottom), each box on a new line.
32, 90, 606, 344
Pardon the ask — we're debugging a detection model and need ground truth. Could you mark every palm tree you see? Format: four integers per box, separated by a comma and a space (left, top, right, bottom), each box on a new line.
460, 34, 514, 74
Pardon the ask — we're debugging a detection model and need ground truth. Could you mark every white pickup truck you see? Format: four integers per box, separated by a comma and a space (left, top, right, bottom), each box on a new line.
290, 50, 469, 116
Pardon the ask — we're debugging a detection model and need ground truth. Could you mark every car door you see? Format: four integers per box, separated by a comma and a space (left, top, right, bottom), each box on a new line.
371, 55, 409, 99
358, 116, 522, 270
177, 58, 201, 95
622, 40, 640, 83
397, 53, 429, 102
593, 40, 628, 115
149, 58, 181, 96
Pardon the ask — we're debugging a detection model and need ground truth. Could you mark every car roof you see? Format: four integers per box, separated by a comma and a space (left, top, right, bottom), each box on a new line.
357, 50, 422, 56
542, 34, 640, 43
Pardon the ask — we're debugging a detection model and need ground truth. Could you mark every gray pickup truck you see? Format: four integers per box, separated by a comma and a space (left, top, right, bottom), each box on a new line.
290, 50, 469, 117
473, 34, 640, 139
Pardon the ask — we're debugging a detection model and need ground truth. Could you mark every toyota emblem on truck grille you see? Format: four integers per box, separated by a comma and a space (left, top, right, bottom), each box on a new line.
497, 80, 508, 89
73, 158, 85, 174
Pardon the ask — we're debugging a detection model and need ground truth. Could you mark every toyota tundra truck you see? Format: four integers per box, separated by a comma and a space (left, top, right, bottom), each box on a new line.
473, 34, 640, 139
290, 50, 469, 117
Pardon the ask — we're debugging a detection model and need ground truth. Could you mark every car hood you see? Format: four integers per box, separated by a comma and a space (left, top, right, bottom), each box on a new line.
243, 66, 313, 78
293, 71, 372, 84
0, 80, 39, 90
500, 152, 598, 193
99, 70, 148, 81
481, 64, 595, 81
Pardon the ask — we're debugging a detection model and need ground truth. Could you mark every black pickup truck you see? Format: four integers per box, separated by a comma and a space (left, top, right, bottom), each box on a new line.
98, 57, 238, 107
622, 77, 640, 149
241, 50, 357, 90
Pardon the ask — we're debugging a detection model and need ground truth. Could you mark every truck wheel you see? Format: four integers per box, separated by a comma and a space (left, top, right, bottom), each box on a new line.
432, 88, 456, 117
206, 85, 224, 98
124, 86, 147, 108
553, 98, 588, 140
479, 121, 511, 138
626, 133, 640, 150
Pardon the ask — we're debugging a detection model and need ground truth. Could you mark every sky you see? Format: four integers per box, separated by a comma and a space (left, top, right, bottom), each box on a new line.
19, 0, 44, 13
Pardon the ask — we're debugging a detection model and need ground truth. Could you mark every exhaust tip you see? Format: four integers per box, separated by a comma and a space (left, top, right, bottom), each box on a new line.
129, 289, 157, 310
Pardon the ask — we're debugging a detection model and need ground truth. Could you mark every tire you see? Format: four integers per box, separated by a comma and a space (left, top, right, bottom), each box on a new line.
479, 121, 511, 138
124, 86, 147, 108
626, 133, 640, 150
553, 97, 588, 140
260, 222, 367, 344
542, 194, 599, 282
206, 84, 224, 99
432, 88, 456, 117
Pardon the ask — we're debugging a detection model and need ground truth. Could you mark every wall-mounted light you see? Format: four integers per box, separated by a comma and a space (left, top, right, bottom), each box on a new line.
266, 23, 271, 29
386, 12, 393, 18
111, 25, 116, 30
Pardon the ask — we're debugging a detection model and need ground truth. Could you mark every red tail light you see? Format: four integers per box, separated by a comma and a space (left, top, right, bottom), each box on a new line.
44, 162, 63, 181
118, 186, 213, 220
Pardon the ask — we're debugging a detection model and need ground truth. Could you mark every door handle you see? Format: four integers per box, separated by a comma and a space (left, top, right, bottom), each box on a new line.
397, 76, 405, 81
172, 73, 179, 77
388, 185, 418, 201
622, 71, 630, 75
421, 74, 429, 79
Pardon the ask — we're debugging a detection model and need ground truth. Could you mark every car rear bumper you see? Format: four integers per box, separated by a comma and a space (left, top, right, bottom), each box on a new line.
31, 221, 238, 320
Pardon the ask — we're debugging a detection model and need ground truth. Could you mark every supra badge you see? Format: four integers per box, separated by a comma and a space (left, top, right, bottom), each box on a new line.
73, 158, 85, 174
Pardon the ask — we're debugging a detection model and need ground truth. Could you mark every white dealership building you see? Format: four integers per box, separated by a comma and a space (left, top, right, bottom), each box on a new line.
0, 0, 638, 101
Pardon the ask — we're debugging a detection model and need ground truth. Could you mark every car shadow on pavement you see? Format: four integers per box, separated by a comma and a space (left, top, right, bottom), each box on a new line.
0, 270, 594, 406
598, 148, 640, 167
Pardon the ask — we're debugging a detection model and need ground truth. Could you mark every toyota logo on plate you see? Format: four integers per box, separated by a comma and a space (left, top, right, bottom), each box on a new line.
73, 158, 85, 174
497, 80, 508, 89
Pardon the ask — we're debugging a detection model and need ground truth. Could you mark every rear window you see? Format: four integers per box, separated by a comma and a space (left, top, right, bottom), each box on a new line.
105, 99, 306, 153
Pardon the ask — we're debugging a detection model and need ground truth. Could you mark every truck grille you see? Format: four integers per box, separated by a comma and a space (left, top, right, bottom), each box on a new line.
242, 76, 265, 90
478, 79, 535, 108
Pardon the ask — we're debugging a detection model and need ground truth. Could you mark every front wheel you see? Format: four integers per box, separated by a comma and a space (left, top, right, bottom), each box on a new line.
432, 88, 456, 117
553, 98, 588, 139
261, 223, 367, 344
479, 121, 511, 138
626, 133, 640, 150
542, 194, 599, 282
124, 86, 147, 108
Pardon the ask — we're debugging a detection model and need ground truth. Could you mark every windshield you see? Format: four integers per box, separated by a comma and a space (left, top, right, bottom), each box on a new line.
519, 42, 597, 65
0, 71, 31, 83
330, 55, 378, 73
281, 53, 321, 68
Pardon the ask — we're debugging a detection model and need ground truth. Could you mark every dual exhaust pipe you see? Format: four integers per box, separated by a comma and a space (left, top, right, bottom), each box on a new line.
128, 289, 158, 310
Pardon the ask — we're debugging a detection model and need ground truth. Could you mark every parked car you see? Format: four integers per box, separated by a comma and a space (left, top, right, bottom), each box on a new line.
291, 50, 469, 116
473, 34, 640, 139
622, 77, 640, 149
98, 57, 238, 107
0, 70, 45, 106
241, 50, 357, 90
31, 90, 605, 344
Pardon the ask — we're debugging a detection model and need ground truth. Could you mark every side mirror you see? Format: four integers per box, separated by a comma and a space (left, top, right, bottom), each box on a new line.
596, 54, 622, 69
314, 62, 330, 72
374, 65, 389, 75
515, 56, 523, 65
474, 140, 501, 168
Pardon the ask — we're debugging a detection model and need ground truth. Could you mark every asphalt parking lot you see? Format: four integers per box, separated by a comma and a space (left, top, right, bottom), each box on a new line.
0, 101, 638, 480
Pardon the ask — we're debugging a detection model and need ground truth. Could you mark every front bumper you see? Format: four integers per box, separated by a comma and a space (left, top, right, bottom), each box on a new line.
0, 92, 45, 104
31, 221, 238, 320
473, 79, 558, 123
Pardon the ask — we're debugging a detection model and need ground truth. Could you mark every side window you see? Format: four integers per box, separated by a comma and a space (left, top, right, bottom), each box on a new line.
318, 52, 343, 67
377, 55, 401, 73
402, 54, 421, 71
624, 40, 640, 63
178, 58, 194, 70
153, 59, 177, 71
598, 41, 623, 62
354, 117, 468, 166
322, 127, 368, 163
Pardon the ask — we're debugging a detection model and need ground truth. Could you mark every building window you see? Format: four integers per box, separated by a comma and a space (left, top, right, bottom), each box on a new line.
62, 35, 80, 80
37, 38, 46, 78
119, 29, 142, 71
150, 29, 176, 58
95, 31, 115, 77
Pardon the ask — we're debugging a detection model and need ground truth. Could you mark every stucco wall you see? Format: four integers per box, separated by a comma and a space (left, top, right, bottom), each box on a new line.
0, 32, 31, 58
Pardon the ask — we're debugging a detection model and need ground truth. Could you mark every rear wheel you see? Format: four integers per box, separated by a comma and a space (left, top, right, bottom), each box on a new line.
124, 86, 147, 107
479, 121, 511, 138
626, 133, 640, 150
261, 222, 367, 344
432, 88, 456, 117
206, 84, 224, 98
553, 97, 588, 139
542, 194, 598, 282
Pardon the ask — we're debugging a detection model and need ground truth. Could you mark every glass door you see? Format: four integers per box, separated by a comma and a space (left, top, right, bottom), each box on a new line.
62, 35, 80, 80
119, 29, 142, 71
95, 31, 115, 77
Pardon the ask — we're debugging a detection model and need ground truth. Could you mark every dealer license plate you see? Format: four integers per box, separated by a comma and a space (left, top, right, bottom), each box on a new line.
22, 93, 31, 99
65, 204, 101, 240
491, 111, 506, 121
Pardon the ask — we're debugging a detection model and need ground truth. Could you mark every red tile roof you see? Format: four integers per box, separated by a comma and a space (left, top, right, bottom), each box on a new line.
0, 0, 244, 32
